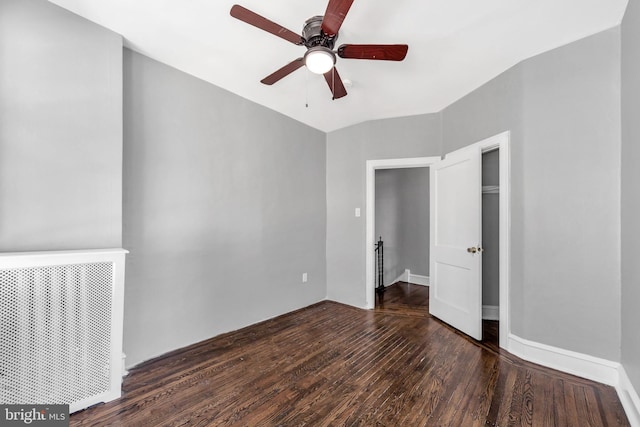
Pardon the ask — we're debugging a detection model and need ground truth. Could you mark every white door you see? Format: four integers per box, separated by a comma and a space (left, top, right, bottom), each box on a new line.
429, 145, 483, 340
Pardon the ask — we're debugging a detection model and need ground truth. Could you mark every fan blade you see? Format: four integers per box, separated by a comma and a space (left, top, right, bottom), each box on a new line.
337, 44, 408, 61
321, 0, 354, 36
230, 5, 303, 45
261, 58, 305, 85
323, 67, 348, 99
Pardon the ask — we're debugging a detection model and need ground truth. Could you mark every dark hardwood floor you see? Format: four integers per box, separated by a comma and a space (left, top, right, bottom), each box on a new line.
376, 282, 500, 353
71, 282, 629, 426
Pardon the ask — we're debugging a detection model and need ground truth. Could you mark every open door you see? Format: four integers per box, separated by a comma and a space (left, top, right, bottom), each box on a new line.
429, 145, 483, 340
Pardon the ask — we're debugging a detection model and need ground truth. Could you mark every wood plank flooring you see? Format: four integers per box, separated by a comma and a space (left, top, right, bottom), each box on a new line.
71, 282, 629, 426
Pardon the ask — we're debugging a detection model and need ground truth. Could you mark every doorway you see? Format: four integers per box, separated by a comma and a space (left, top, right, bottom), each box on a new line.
482, 148, 500, 349
365, 157, 440, 310
365, 131, 510, 349
373, 166, 430, 312
374, 167, 430, 289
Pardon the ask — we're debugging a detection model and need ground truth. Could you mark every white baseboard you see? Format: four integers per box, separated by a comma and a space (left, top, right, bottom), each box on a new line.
507, 333, 620, 386
617, 365, 640, 427
507, 335, 640, 425
384, 269, 430, 287
122, 353, 129, 377
408, 273, 429, 286
385, 269, 409, 287
482, 305, 499, 321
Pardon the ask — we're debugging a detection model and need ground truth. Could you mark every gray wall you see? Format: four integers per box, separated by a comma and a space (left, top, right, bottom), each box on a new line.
396, 168, 430, 279
326, 115, 442, 307
442, 64, 526, 332
442, 29, 621, 360
375, 170, 402, 286
123, 50, 327, 366
622, 0, 640, 394
482, 151, 499, 307
329, 26, 622, 362
519, 29, 621, 360
375, 168, 430, 286
0, 0, 123, 251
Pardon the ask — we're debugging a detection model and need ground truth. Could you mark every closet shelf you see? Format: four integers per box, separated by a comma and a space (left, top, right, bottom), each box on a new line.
482, 185, 499, 194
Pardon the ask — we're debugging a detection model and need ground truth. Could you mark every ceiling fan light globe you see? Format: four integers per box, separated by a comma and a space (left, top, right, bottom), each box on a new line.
304, 47, 336, 74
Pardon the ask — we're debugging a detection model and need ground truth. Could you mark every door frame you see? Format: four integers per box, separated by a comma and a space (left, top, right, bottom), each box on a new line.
364, 131, 511, 348
365, 156, 440, 310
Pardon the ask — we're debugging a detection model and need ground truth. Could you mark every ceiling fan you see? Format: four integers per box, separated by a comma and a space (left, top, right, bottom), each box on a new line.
230, 1, 409, 100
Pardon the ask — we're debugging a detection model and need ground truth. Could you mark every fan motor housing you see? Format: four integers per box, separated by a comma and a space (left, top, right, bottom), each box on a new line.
303, 16, 337, 49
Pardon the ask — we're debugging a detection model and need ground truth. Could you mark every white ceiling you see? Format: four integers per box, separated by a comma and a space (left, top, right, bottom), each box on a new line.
48, 0, 628, 132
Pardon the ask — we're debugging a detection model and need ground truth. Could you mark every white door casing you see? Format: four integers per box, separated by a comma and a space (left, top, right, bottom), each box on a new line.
365, 157, 441, 309
429, 145, 483, 340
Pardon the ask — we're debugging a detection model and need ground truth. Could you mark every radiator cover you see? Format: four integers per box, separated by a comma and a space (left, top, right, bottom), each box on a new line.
0, 249, 127, 413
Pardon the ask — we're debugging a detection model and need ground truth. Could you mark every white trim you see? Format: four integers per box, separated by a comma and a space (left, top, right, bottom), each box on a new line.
384, 270, 429, 287
386, 269, 409, 287
365, 157, 441, 309
122, 353, 129, 377
507, 333, 620, 386
496, 135, 511, 350
0, 248, 128, 268
475, 132, 511, 349
506, 334, 640, 425
408, 273, 429, 286
482, 305, 500, 320
617, 366, 640, 427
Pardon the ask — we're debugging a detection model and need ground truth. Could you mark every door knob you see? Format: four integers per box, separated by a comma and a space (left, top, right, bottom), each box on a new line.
467, 247, 477, 253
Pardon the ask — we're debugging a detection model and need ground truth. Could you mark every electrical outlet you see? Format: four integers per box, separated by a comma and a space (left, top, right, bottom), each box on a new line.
302, 273, 308, 283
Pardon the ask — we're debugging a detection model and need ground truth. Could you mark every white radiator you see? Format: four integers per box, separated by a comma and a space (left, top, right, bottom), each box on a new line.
0, 249, 127, 413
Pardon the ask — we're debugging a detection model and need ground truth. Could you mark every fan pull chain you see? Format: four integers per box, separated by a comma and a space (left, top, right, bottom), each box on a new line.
332, 68, 336, 100
305, 68, 309, 108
